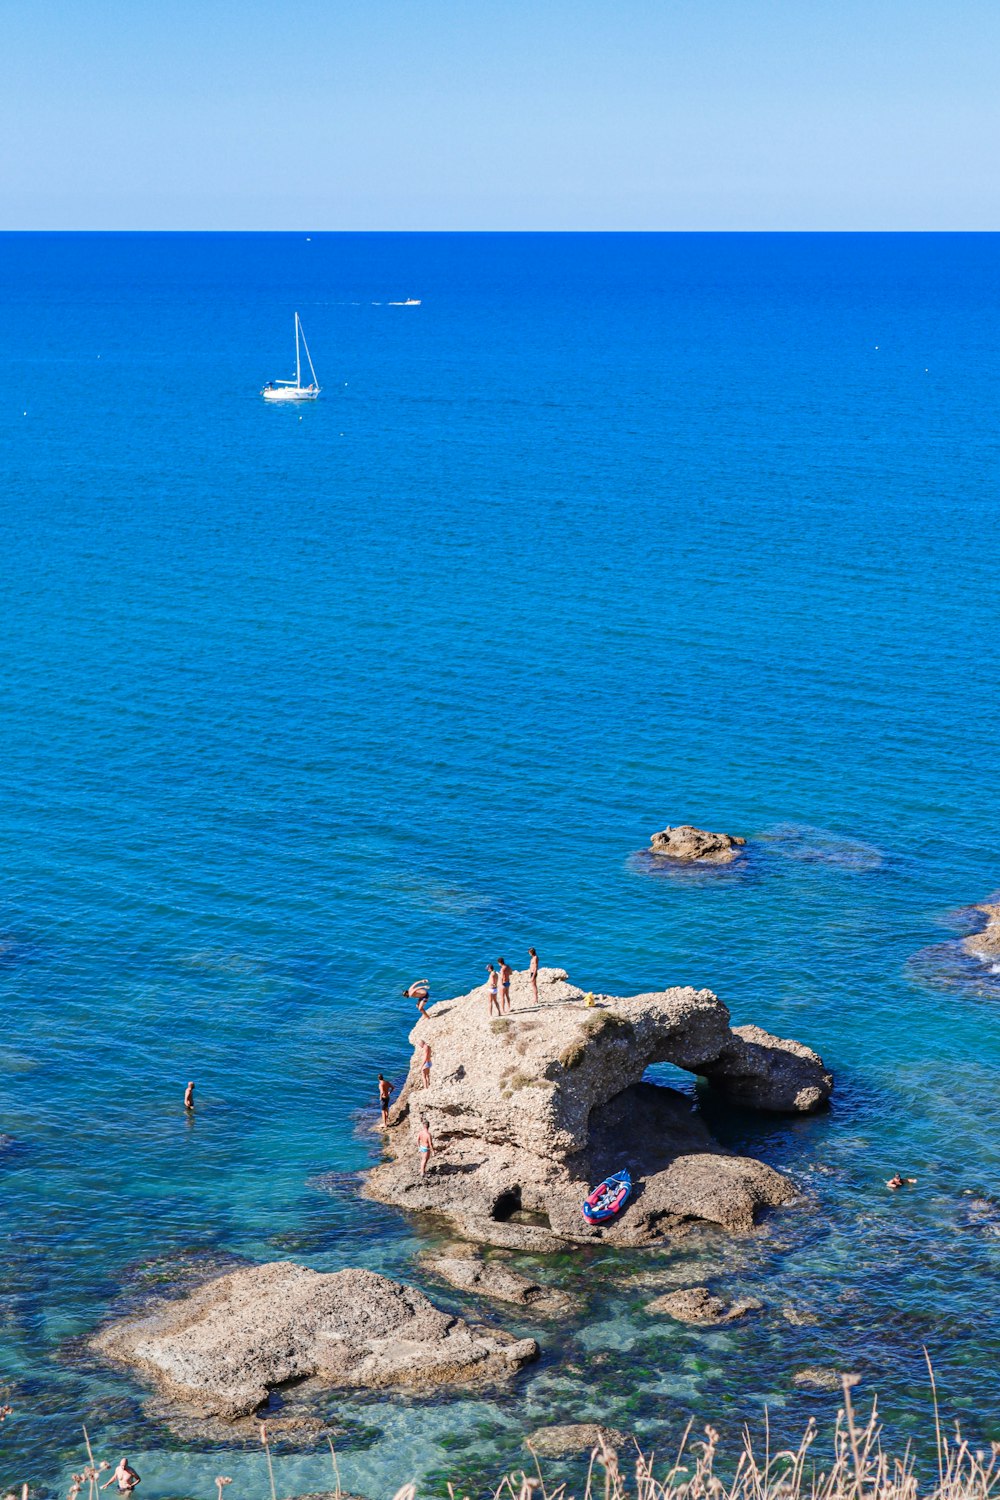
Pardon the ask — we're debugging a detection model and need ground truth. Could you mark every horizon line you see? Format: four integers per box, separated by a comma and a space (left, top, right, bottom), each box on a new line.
1, 226, 998, 235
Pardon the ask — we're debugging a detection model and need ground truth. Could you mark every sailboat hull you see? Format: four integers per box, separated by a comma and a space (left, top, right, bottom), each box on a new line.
261, 384, 320, 403
261, 313, 321, 401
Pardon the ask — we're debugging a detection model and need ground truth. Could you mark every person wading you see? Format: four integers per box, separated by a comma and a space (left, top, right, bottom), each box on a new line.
102, 1460, 140, 1495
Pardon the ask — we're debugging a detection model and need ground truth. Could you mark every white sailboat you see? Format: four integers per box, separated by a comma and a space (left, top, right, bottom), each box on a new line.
261, 312, 320, 402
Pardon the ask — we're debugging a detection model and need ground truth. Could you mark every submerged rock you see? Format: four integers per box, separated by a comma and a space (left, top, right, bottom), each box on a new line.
963, 902, 1000, 960
528, 1423, 629, 1457
364, 967, 829, 1250
782, 1305, 820, 1326
90, 1262, 538, 1419
793, 1367, 859, 1391
647, 825, 746, 863
421, 1243, 578, 1315
645, 1286, 762, 1325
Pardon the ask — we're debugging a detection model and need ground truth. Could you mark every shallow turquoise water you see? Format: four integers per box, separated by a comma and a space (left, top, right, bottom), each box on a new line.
0, 232, 999, 1496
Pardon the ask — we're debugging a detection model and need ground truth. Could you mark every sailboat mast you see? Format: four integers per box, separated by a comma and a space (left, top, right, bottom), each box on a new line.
295, 312, 302, 389
298, 321, 319, 389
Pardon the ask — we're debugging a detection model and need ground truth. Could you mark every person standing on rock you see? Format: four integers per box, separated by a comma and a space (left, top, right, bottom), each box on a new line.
528, 947, 539, 1004
404, 979, 431, 1018
498, 957, 512, 1012
486, 962, 500, 1016
377, 1073, 395, 1127
420, 1039, 432, 1089
417, 1115, 434, 1175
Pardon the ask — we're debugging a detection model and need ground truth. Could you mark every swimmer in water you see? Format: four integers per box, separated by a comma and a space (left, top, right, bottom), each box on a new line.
184, 1081, 195, 1111
886, 1172, 917, 1190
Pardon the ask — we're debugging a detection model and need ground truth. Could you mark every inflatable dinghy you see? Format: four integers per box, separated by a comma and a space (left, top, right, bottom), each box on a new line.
581, 1169, 632, 1224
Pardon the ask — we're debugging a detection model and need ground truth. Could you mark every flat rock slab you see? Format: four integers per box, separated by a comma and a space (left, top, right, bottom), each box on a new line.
422, 1245, 579, 1315
645, 1286, 762, 1325
91, 1262, 538, 1419
647, 825, 746, 863
528, 1423, 629, 1457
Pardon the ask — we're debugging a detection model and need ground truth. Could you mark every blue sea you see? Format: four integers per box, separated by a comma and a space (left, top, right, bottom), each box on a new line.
1, 232, 999, 1497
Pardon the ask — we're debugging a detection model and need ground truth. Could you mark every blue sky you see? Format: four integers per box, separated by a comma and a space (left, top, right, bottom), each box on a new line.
5, 0, 999, 229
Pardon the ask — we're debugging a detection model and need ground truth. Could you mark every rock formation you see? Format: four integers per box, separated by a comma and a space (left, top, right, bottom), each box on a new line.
647, 825, 746, 863
963, 902, 1000, 959
701, 1025, 832, 1113
90, 1262, 538, 1419
528, 1424, 629, 1457
644, 1286, 762, 1325
421, 1243, 578, 1315
365, 967, 831, 1251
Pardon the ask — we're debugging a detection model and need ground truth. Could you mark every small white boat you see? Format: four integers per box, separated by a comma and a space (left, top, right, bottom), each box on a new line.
388, 298, 422, 306
261, 312, 320, 402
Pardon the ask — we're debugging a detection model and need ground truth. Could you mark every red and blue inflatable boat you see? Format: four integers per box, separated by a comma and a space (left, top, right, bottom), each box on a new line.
581, 1169, 632, 1224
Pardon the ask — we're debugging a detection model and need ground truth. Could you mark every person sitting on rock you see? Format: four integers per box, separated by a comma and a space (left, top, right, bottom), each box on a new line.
102, 1459, 140, 1495
486, 962, 500, 1016
404, 979, 431, 1017
417, 1116, 434, 1175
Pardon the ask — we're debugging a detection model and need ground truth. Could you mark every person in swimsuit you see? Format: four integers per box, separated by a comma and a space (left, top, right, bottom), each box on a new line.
886, 1172, 917, 1190
403, 979, 431, 1018
528, 947, 539, 1004
184, 1081, 195, 1111
420, 1040, 432, 1089
102, 1460, 140, 1495
377, 1073, 395, 1127
417, 1116, 434, 1175
498, 957, 512, 1012
485, 962, 500, 1017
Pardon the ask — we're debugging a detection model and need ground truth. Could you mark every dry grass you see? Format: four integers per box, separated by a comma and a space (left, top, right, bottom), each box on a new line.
492, 1372, 1000, 1500
1, 1366, 997, 1500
